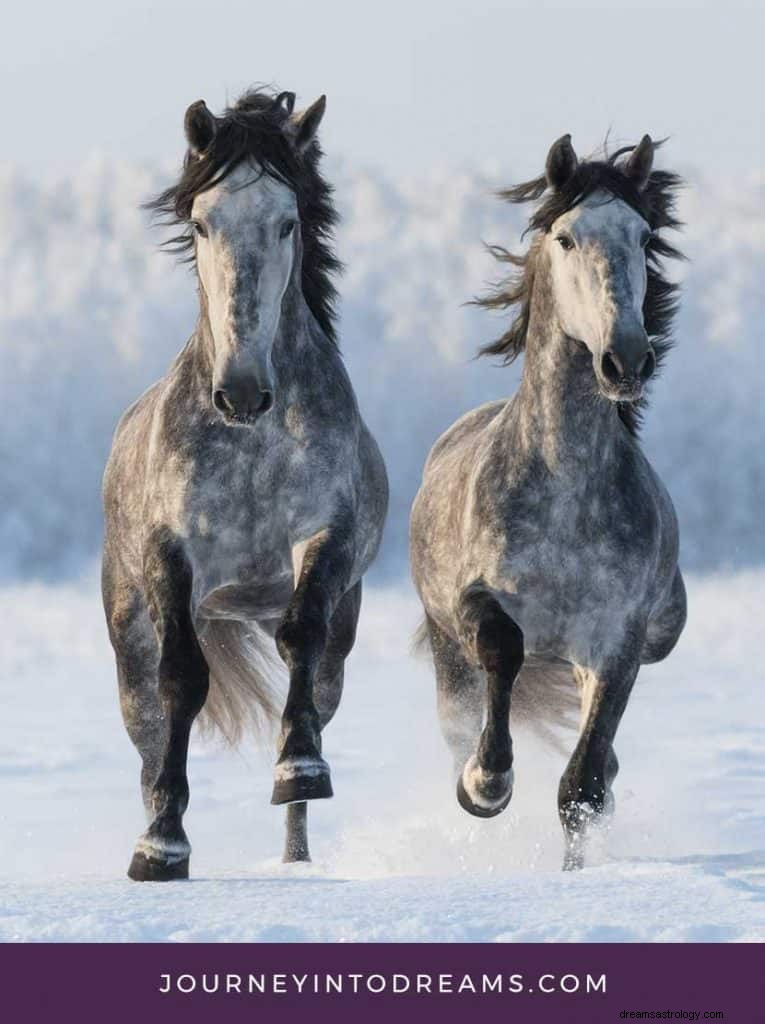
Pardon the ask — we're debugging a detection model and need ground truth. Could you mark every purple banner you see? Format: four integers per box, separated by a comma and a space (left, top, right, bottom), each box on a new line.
3, 943, 763, 1022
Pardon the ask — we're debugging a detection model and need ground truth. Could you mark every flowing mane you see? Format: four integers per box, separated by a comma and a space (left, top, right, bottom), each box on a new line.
147, 87, 342, 345
476, 141, 685, 433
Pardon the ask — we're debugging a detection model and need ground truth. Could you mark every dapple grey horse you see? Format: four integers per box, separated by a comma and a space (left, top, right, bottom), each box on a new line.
102, 89, 387, 881
410, 135, 686, 870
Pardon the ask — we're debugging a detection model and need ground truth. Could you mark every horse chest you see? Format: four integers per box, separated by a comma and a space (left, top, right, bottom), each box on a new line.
178, 431, 343, 589
488, 479, 657, 657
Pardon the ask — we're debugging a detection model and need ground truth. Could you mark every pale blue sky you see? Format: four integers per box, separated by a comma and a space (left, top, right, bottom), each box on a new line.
4, 1, 762, 177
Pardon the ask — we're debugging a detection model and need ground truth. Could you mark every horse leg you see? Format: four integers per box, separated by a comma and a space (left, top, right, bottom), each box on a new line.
559, 652, 639, 871
271, 528, 354, 807
103, 576, 164, 818
573, 665, 619, 818
127, 534, 209, 882
454, 590, 524, 818
282, 581, 361, 863
427, 615, 483, 779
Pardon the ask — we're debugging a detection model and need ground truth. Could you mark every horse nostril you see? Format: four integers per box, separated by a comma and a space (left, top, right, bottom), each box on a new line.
213, 389, 235, 416
601, 350, 624, 384
257, 390, 273, 414
214, 384, 272, 421
638, 349, 656, 381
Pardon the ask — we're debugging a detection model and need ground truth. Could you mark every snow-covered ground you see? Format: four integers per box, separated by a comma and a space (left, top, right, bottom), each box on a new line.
0, 571, 763, 942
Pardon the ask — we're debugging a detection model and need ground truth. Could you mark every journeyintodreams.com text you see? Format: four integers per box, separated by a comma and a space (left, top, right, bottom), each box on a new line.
159, 972, 607, 996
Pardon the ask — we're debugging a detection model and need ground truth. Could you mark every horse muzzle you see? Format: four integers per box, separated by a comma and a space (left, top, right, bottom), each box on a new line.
597, 334, 655, 403
212, 371, 274, 425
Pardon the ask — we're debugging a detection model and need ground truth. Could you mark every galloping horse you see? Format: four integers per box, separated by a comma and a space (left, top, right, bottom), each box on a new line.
102, 89, 387, 880
410, 135, 686, 869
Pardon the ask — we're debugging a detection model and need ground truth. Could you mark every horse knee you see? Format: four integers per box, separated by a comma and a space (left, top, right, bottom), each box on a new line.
158, 660, 208, 718
112, 608, 162, 751
276, 596, 329, 670
156, 621, 209, 718
106, 585, 151, 658
475, 609, 523, 677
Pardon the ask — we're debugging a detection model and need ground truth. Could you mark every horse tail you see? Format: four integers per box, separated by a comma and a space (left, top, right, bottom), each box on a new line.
510, 656, 578, 755
413, 617, 577, 753
410, 616, 432, 657
196, 618, 283, 746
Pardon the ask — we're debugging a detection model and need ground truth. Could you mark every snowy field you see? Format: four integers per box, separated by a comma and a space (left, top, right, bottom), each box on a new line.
0, 570, 763, 942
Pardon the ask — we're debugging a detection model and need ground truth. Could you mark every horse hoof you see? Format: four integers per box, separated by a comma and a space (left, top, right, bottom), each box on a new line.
271, 758, 333, 805
127, 850, 190, 882
456, 756, 513, 818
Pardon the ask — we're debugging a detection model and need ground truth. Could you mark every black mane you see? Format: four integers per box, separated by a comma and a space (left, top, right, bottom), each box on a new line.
476, 141, 684, 434
147, 87, 341, 345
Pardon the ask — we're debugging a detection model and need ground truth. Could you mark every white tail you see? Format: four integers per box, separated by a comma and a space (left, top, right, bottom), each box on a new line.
414, 619, 578, 753
196, 618, 283, 746
510, 655, 578, 754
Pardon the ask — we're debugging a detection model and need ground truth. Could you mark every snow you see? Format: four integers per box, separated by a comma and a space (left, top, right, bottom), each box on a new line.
1, 571, 763, 942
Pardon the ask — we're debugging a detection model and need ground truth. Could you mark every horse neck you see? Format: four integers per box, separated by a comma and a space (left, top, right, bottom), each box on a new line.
513, 273, 622, 472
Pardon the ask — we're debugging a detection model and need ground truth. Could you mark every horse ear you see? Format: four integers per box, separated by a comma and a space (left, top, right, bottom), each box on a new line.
545, 134, 578, 190
272, 91, 296, 115
184, 100, 217, 157
624, 134, 654, 190
286, 95, 327, 153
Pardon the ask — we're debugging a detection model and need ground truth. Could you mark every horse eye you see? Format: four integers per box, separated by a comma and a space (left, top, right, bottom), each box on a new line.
556, 234, 575, 251
191, 220, 207, 238
280, 219, 296, 239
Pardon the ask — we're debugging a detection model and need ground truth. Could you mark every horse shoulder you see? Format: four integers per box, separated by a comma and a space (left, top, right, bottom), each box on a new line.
423, 399, 508, 477
106, 379, 163, 472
